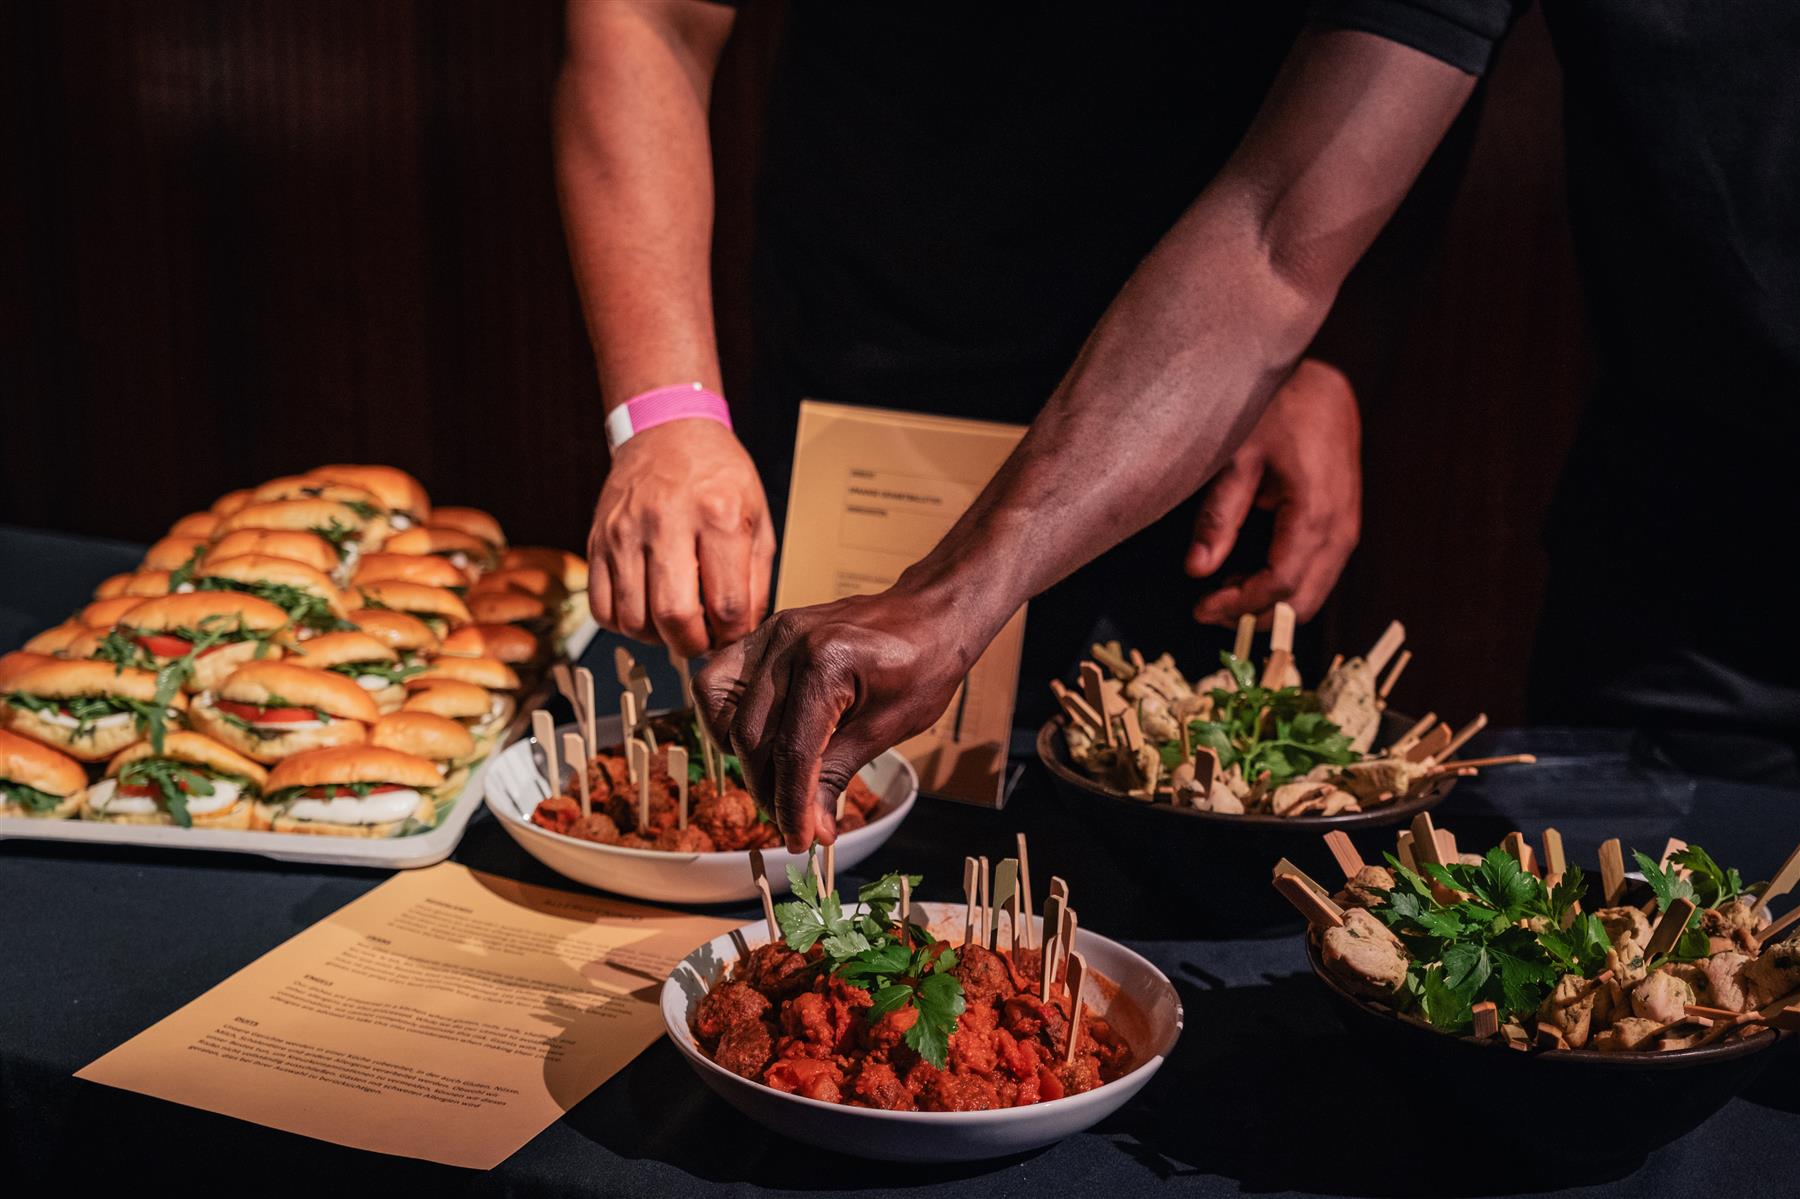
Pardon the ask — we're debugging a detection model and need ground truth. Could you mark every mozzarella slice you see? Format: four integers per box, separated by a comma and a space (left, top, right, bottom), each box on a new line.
88, 777, 241, 816
285, 788, 422, 825
36, 709, 133, 731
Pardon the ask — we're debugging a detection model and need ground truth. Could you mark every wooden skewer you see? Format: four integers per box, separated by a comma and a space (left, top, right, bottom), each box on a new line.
1396, 830, 1418, 873
1645, 897, 1697, 958
1049, 680, 1104, 734
1756, 902, 1800, 946
1436, 713, 1488, 761
1661, 837, 1689, 875
1008, 880, 1022, 956
1260, 601, 1297, 688
1323, 830, 1364, 880
1058, 907, 1078, 990
613, 645, 636, 688
669, 746, 689, 830
810, 850, 826, 901
1471, 1001, 1499, 1039
978, 856, 991, 946
1039, 894, 1064, 1002
1119, 706, 1145, 754
990, 859, 1020, 952
962, 856, 979, 946
1598, 838, 1626, 905
552, 661, 577, 708
899, 875, 911, 936
1438, 828, 1459, 861
1366, 621, 1405, 674
1232, 613, 1255, 663
1273, 858, 1335, 900
628, 739, 651, 832
1761, 842, 1800, 907
1542, 828, 1568, 883
620, 692, 641, 784
1389, 712, 1438, 756
628, 667, 655, 752
533, 710, 559, 794
1049, 876, 1069, 905
748, 849, 777, 940
1016, 833, 1036, 951
1405, 724, 1453, 764
668, 649, 692, 707
1377, 649, 1411, 699
1502, 831, 1537, 877
1684, 1003, 1742, 1023
1063, 950, 1089, 1066
1411, 811, 1445, 868
576, 666, 598, 759
562, 733, 590, 817
1272, 874, 1345, 928
1435, 753, 1537, 771
1326, 653, 1344, 675
1078, 663, 1114, 746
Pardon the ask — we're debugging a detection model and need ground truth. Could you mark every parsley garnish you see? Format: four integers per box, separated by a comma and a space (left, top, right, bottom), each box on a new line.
1162, 651, 1359, 785
774, 864, 965, 1068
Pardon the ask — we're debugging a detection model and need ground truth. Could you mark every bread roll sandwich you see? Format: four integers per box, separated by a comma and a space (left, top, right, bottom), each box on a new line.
305, 465, 430, 532
0, 658, 184, 761
0, 728, 87, 818
205, 529, 341, 575
369, 711, 478, 797
191, 554, 350, 635
87, 731, 268, 829
88, 591, 289, 693
288, 630, 423, 714
352, 581, 471, 637
256, 745, 441, 837
190, 660, 377, 763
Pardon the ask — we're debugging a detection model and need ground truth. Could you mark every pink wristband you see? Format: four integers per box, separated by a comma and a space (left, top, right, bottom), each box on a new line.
605, 382, 733, 451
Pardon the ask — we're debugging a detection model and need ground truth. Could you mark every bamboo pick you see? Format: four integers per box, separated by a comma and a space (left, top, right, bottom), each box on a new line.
990, 859, 1019, 952
1179, 720, 1192, 765
1405, 724, 1453, 764
899, 875, 911, 936
1471, 1001, 1500, 1039
1009, 881, 1022, 956
1271, 874, 1345, 928
668, 746, 688, 830
962, 857, 979, 946
1063, 950, 1090, 1066
1761, 842, 1800, 908
1058, 907, 1078, 990
1661, 837, 1690, 878
978, 855, 991, 946
748, 849, 777, 940
1049, 680, 1104, 733
1438, 828, 1459, 861
1389, 712, 1438, 756
1436, 713, 1489, 761
1260, 601, 1297, 688
1377, 649, 1412, 699
1433, 753, 1537, 771
1273, 858, 1335, 900
1598, 838, 1626, 905
668, 649, 692, 707
1367, 621, 1406, 674
1327, 653, 1344, 675
1645, 897, 1697, 959
1396, 830, 1418, 873
1016, 833, 1036, 951
533, 710, 558, 794
552, 662, 576, 709
1502, 831, 1536, 876
1039, 894, 1065, 1002
613, 645, 636, 688
1232, 613, 1255, 663
629, 739, 650, 833
1120, 706, 1145, 754
1078, 662, 1115, 746
629, 667, 655, 752
1050, 876, 1069, 905
1756, 903, 1800, 946
563, 733, 590, 817
1324, 830, 1364, 880
1411, 811, 1445, 868
577, 666, 598, 758
620, 692, 641, 784
1542, 828, 1568, 885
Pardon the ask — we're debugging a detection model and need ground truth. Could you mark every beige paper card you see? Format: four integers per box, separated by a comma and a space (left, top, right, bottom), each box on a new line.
775, 400, 1027, 807
77, 863, 739, 1169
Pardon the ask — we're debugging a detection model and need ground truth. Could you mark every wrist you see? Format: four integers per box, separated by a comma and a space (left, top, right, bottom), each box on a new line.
605, 382, 731, 452
892, 512, 1034, 656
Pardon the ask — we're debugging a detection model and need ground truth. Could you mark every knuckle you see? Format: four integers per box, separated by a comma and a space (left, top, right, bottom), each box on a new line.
709, 593, 747, 625
602, 513, 636, 552
694, 489, 743, 531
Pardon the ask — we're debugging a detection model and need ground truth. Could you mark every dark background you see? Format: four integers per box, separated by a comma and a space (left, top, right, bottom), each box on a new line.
0, 1, 1591, 724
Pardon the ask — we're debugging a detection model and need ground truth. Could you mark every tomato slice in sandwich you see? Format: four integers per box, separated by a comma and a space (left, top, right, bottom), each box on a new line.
136, 634, 231, 659
216, 699, 322, 723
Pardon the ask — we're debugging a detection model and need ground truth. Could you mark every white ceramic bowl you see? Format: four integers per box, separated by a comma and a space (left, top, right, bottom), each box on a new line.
661, 901, 1183, 1161
483, 717, 917, 904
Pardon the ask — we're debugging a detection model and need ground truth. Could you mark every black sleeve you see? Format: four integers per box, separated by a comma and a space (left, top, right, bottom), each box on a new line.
1309, 0, 1530, 75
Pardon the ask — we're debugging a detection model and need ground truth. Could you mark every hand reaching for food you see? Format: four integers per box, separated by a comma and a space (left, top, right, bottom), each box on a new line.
587, 420, 776, 656
694, 585, 978, 852
1187, 357, 1362, 626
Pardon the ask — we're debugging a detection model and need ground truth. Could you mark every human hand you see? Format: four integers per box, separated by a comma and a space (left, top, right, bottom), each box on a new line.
588, 420, 775, 655
1187, 358, 1361, 625
693, 582, 983, 852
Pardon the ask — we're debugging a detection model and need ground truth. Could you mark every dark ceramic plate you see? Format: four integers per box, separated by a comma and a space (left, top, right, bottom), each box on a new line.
1303, 933, 1783, 1162
1036, 709, 1456, 932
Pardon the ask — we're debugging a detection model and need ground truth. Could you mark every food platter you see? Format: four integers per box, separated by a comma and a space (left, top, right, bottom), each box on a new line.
483, 714, 917, 903
661, 901, 1182, 1160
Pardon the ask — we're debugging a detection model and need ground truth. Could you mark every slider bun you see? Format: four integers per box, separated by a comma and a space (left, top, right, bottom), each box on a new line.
251, 475, 385, 509
187, 640, 278, 694
168, 511, 222, 539
217, 661, 382, 723
218, 498, 368, 537
142, 535, 208, 571
288, 631, 398, 670
251, 792, 435, 838
355, 581, 471, 626
94, 571, 173, 600
24, 622, 86, 655
267, 745, 444, 792
205, 529, 340, 574
0, 651, 58, 690
0, 727, 88, 796
370, 711, 476, 764
382, 526, 490, 560
84, 796, 253, 829
80, 596, 148, 630
469, 567, 559, 599
189, 696, 368, 763
401, 680, 491, 720
108, 729, 270, 789
123, 590, 291, 633
306, 465, 431, 521
349, 609, 440, 653
7, 658, 175, 704
427, 507, 505, 550
351, 553, 467, 589
501, 547, 588, 592
467, 591, 546, 626
210, 488, 255, 517
411, 655, 519, 692
438, 623, 539, 665
197, 555, 347, 614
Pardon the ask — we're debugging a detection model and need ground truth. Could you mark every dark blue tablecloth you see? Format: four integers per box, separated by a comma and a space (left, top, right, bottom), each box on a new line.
3, 525, 1798, 1196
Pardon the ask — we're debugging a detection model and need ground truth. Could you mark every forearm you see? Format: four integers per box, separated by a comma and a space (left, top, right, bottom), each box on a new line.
898, 29, 1474, 644
553, 0, 733, 407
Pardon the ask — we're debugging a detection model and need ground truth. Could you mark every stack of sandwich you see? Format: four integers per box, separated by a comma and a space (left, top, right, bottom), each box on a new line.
0, 464, 589, 839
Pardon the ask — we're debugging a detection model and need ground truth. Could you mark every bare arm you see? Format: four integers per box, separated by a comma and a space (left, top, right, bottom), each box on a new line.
696, 28, 1478, 850
556, 0, 775, 655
